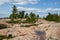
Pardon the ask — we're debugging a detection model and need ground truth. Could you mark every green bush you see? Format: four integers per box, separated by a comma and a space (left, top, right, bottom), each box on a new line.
44, 13, 60, 22
0, 34, 13, 40
7, 20, 20, 24
21, 17, 36, 23
0, 24, 7, 29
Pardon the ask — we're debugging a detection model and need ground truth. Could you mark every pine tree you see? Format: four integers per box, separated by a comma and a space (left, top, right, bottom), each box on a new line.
18, 11, 25, 18
25, 13, 28, 18
26, 12, 36, 23
36, 15, 39, 20
9, 5, 17, 21
44, 12, 60, 22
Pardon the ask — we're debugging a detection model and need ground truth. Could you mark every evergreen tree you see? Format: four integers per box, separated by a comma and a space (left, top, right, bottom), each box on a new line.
25, 13, 28, 18
22, 11, 25, 18
26, 12, 36, 23
44, 12, 60, 22
36, 15, 39, 20
9, 5, 17, 21
45, 12, 53, 21
18, 11, 25, 18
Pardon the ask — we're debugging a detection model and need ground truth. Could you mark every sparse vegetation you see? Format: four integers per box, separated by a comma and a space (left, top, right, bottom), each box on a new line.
9, 5, 17, 21
0, 24, 7, 29
7, 20, 19, 24
26, 12, 37, 23
0, 34, 13, 40
9, 5, 39, 24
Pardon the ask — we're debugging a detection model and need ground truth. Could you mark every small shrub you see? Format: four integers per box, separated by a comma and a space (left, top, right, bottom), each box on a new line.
0, 24, 7, 29
0, 34, 13, 40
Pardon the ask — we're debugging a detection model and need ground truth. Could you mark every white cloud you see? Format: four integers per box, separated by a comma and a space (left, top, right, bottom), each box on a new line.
53, 8, 60, 11
17, 7, 60, 13
12, 1, 28, 5
28, 0, 39, 4
28, 0, 40, 4
17, 7, 39, 12
46, 8, 52, 11
0, 0, 10, 5
17, 7, 60, 17
0, 0, 40, 5
37, 8, 53, 13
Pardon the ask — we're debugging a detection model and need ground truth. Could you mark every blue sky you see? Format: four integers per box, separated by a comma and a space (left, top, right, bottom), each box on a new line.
0, 0, 60, 18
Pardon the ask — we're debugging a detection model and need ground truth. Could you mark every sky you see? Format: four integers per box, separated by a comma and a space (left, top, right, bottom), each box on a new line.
0, 0, 60, 18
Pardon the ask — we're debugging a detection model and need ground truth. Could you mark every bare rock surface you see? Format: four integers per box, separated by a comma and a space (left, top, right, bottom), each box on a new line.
0, 19, 60, 40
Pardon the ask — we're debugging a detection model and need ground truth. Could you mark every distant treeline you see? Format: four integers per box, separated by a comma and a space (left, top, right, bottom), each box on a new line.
9, 5, 39, 23
43, 13, 60, 22
9, 5, 60, 23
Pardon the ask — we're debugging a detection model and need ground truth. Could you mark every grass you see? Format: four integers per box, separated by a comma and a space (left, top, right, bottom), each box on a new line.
7, 21, 18, 23
20, 24, 38, 27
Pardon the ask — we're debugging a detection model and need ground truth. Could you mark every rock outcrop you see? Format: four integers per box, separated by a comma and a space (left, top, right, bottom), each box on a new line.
0, 19, 60, 40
